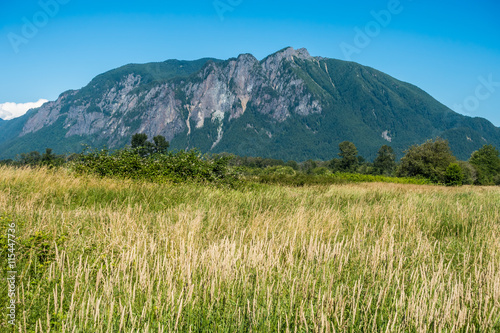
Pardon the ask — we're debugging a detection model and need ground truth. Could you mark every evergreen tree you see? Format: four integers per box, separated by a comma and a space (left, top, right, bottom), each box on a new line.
18, 151, 41, 166
41, 148, 56, 165
338, 141, 358, 171
131, 133, 148, 149
131, 133, 160, 157
153, 135, 170, 154
373, 145, 396, 175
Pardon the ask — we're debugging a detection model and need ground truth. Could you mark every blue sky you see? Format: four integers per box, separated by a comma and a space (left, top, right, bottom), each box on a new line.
1, 0, 499, 125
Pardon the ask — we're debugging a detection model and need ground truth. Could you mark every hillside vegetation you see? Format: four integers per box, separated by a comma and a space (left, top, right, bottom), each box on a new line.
1, 48, 499, 161
1, 166, 500, 331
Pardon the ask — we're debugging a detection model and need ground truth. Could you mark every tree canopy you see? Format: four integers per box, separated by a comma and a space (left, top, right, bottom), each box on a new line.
469, 144, 500, 185
373, 145, 396, 176
338, 141, 359, 172
131, 133, 170, 157
397, 138, 457, 183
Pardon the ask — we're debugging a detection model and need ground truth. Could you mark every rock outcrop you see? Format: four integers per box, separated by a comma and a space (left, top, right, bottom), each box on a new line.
21, 47, 322, 150
1, 47, 499, 161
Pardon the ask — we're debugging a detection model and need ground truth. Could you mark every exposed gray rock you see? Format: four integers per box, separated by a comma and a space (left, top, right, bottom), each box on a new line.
20, 47, 322, 150
9, 47, 496, 162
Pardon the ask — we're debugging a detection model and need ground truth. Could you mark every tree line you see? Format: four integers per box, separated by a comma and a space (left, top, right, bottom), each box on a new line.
1, 135, 499, 186
230, 139, 500, 186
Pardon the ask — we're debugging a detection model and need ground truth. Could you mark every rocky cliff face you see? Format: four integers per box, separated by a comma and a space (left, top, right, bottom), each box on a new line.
21, 47, 322, 151
1, 47, 499, 161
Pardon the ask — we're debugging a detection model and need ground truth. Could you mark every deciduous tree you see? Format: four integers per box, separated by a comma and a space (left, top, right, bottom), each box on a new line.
469, 144, 500, 185
397, 138, 456, 183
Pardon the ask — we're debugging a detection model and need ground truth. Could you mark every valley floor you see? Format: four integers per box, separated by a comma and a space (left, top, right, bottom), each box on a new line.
0, 166, 499, 332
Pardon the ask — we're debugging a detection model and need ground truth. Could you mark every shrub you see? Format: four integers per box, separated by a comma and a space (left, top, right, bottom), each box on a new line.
71, 147, 238, 187
330, 172, 431, 185
262, 166, 297, 176
445, 163, 464, 186
311, 167, 330, 175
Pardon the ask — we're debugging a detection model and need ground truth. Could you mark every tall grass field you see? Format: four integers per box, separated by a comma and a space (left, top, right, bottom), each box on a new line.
1, 166, 499, 332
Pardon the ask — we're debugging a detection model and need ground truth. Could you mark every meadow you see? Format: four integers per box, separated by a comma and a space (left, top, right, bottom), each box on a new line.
1, 166, 499, 332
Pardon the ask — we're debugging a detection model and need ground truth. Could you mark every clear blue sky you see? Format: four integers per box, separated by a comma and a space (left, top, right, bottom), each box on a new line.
1, 0, 499, 125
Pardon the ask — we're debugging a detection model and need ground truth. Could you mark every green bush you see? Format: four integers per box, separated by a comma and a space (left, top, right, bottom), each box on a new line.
444, 163, 464, 186
311, 167, 331, 175
262, 166, 297, 176
248, 170, 430, 187
330, 172, 431, 185
71, 147, 238, 187
256, 173, 348, 187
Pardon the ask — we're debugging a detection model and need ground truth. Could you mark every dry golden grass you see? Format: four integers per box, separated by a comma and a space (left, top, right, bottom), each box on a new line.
0, 166, 499, 332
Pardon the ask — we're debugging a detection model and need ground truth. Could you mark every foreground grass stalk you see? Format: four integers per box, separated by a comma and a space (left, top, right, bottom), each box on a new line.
0, 166, 499, 332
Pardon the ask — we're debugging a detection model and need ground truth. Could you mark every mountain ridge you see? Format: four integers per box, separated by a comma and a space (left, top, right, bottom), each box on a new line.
0, 47, 499, 161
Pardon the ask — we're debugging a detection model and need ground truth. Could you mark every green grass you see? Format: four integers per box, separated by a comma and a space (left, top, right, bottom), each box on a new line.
249, 170, 431, 187
329, 172, 431, 185
0, 166, 499, 332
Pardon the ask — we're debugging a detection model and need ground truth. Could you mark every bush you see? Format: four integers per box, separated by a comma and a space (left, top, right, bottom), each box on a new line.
249, 170, 431, 187
13, 148, 65, 168
445, 163, 464, 186
256, 173, 348, 187
311, 167, 330, 175
330, 172, 431, 185
71, 147, 238, 187
262, 166, 297, 176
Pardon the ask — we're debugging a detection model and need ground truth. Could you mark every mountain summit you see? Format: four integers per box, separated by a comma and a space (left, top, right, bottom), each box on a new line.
0, 47, 498, 160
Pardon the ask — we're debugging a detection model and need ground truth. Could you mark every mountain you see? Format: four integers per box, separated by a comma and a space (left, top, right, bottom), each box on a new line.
0, 47, 499, 161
